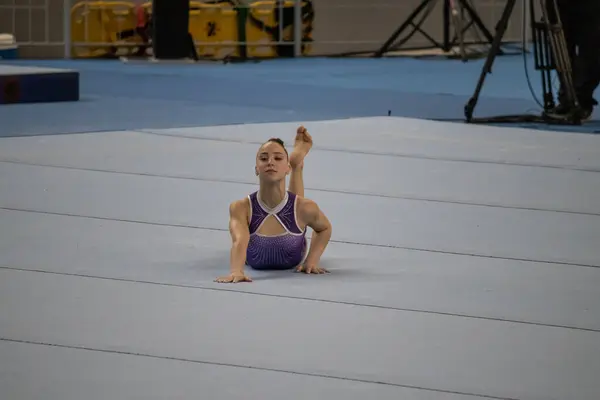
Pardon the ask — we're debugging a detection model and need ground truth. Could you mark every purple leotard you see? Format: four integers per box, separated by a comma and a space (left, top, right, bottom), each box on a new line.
245, 191, 308, 270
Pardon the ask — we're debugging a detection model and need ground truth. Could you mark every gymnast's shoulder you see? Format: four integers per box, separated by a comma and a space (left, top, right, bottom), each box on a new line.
228, 197, 250, 219
296, 196, 331, 230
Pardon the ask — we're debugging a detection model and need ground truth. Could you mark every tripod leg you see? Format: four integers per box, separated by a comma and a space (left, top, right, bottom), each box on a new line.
375, 0, 436, 57
464, 0, 517, 121
443, 0, 450, 51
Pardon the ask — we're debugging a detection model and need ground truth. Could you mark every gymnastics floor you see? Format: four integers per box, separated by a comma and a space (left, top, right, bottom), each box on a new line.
1, 56, 600, 400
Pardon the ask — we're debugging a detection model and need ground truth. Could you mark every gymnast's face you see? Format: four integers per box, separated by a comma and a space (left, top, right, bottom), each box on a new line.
255, 141, 290, 182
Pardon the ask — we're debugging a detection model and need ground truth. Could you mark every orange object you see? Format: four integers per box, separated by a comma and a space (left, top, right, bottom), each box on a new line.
136, 5, 146, 27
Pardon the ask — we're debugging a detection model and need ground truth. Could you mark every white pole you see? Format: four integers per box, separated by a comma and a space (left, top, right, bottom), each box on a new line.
63, 0, 71, 58
294, 0, 301, 57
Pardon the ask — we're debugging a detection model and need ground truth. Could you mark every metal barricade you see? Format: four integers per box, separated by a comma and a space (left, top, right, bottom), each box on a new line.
65, 0, 312, 60
69, 0, 140, 58
0, 0, 70, 57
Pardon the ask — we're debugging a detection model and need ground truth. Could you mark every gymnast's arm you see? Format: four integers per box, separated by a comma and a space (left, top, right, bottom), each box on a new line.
215, 200, 252, 283
300, 198, 332, 270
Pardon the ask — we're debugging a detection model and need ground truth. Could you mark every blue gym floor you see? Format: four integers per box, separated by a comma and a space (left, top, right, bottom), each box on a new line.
1, 54, 600, 400
1, 53, 599, 137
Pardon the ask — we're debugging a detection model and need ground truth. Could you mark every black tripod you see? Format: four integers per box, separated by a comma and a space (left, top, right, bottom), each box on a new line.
464, 0, 583, 125
374, 0, 497, 60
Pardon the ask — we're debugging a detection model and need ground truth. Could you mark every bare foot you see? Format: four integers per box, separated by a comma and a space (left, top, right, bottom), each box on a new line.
289, 126, 313, 169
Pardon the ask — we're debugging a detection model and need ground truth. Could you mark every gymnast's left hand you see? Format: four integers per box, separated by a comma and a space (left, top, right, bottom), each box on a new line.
296, 263, 329, 274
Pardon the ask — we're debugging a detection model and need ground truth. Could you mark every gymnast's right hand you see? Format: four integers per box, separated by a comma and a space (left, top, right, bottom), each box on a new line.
214, 272, 252, 283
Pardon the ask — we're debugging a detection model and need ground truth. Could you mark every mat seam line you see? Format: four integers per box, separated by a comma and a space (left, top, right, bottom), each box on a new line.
0, 337, 519, 400
2, 207, 598, 269
134, 130, 600, 173
2, 266, 599, 333
1, 160, 598, 217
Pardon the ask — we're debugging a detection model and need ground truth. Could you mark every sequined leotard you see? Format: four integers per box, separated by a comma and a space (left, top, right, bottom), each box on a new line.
245, 191, 308, 270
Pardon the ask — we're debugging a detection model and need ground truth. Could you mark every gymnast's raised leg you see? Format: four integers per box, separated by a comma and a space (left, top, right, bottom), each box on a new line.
287, 125, 313, 198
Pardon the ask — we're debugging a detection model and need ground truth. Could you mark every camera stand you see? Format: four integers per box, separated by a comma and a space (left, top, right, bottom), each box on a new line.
374, 0, 497, 60
464, 0, 583, 125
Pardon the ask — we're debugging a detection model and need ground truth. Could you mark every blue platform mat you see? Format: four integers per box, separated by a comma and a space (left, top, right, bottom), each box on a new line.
0, 65, 79, 105
1, 55, 598, 137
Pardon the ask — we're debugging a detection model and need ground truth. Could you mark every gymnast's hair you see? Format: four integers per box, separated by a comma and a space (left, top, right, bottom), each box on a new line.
263, 137, 288, 156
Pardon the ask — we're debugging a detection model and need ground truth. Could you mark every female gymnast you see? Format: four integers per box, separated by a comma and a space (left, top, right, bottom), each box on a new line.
215, 126, 332, 283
